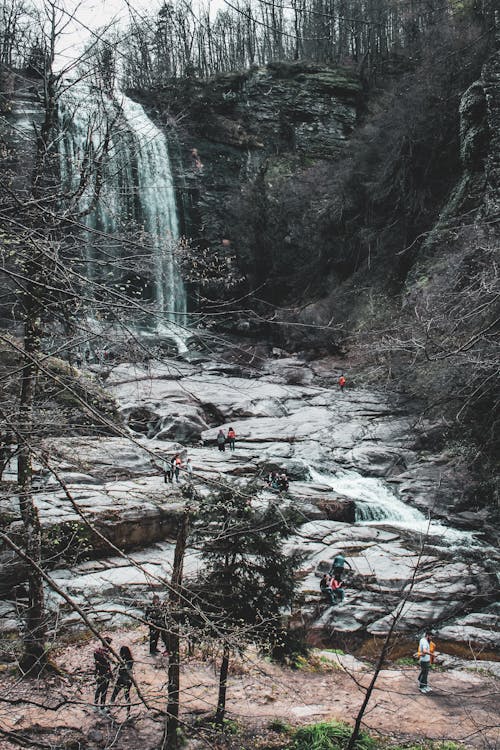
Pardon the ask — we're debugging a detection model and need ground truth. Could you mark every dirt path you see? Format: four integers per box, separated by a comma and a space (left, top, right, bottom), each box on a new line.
1, 629, 498, 749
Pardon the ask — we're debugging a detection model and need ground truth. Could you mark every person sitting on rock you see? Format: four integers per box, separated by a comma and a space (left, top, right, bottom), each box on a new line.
267, 472, 280, 490
278, 472, 289, 492
216, 429, 226, 452
330, 575, 345, 604
320, 573, 336, 605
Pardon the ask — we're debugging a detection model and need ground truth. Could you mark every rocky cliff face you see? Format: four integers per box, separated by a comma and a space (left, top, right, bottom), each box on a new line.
133, 61, 362, 272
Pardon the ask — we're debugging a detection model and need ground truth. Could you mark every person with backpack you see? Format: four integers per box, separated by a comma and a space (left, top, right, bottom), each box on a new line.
173, 454, 182, 482
417, 629, 435, 694
94, 637, 113, 711
329, 552, 352, 580
227, 427, 236, 451
216, 429, 226, 452
110, 645, 134, 716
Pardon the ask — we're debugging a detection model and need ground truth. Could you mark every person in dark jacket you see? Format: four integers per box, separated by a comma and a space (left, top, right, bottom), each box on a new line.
145, 595, 168, 654
216, 429, 226, 452
110, 645, 134, 715
94, 637, 113, 710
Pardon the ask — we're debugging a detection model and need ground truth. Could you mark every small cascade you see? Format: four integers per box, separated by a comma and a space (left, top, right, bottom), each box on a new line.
308, 468, 474, 545
58, 84, 186, 330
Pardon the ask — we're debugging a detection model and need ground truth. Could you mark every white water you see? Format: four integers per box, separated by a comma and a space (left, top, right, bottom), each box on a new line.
309, 468, 474, 545
58, 84, 186, 331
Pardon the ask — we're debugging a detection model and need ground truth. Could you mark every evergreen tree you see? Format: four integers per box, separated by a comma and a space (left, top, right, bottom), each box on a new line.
189, 484, 303, 724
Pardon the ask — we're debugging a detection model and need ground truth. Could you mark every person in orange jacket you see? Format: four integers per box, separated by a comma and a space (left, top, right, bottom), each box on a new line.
338, 374, 346, 391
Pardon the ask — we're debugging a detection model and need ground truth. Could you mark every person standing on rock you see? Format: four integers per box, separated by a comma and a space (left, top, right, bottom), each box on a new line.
146, 595, 168, 654
162, 455, 173, 484
217, 429, 226, 452
172, 453, 182, 484
93, 637, 113, 711
338, 374, 346, 391
417, 630, 436, 694
227, 427, 236, 451
185, 458, 193, 482
329, 552, 352, 580
110, 645, 134, 716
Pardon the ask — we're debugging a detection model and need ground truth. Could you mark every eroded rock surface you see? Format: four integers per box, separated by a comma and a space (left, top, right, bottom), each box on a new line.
1, 355, 498, 657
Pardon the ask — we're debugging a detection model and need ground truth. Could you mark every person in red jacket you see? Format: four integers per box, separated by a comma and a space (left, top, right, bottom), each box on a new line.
330, 576, 345, 603
227, 427, 236, 451
338, 374, 346, 391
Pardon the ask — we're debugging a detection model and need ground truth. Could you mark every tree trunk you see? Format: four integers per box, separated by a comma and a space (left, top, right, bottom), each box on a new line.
215, 644, 231, 725
17, 316, 46, 675
162, 511, 190, 750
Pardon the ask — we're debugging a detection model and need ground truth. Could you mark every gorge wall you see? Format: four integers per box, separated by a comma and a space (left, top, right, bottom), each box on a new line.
134, 42, 499, 519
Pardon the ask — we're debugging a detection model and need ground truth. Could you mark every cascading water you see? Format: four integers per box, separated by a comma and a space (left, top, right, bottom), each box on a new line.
57, 83, 186, 334
308, 468, 474, 545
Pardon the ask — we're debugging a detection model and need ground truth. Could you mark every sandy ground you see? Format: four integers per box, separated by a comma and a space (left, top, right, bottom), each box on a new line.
1, 627, 498, 750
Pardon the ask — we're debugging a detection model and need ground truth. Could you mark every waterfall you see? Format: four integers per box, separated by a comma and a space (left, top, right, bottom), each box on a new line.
308, 468, 474, 545
58, 84, 186, 329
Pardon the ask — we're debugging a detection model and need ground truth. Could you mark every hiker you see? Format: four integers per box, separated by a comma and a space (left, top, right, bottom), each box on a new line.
320, 574, 336, 605
278, 472, 289, 492
170, 453, 182, 484
329, 552, 352, 580
417, 630, 435, 694
110, 645, 134, 715
145, 595, 168, 655
162, 455, 173, 484
216, 429, 226, 452
227, 427, 236, 451
185, 457, 193, 481
267, 472, 280, 490
94, 637, 113, 711
330, 575, 345, 603
338, 374, 346, 391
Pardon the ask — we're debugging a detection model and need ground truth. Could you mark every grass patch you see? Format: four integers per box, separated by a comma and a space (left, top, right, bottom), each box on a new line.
292, 721, 374, 750
395, 657, 416, 667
